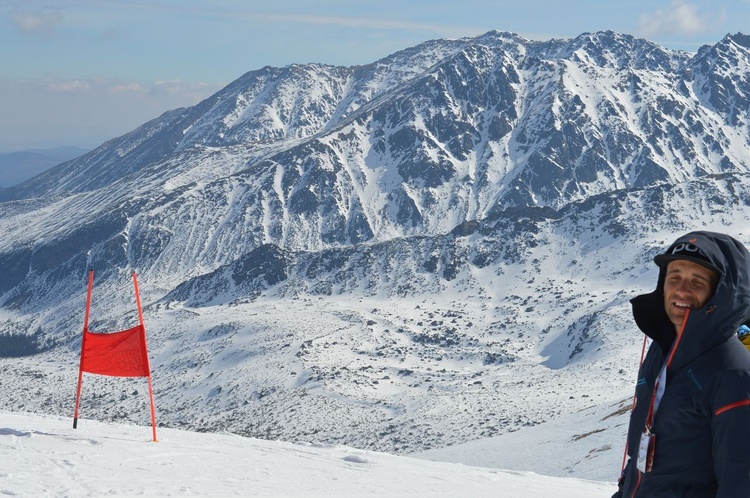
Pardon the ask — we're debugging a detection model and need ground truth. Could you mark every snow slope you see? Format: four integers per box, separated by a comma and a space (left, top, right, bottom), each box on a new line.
0, 410, 614, 497
414, 396, 633, 482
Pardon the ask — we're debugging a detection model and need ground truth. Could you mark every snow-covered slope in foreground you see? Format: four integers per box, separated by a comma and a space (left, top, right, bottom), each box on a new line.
414, 396, 632, 482
0, 411, 614, 497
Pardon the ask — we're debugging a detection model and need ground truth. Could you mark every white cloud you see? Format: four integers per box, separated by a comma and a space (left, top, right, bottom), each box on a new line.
110, 83, 144, 93
39, 77, 214, 98
10, 8, 64, 35
239, 12, 470, 37
0, 76, 222, 151
636, 0, 726, 37
46, 80, 92, 93
151, 79, 214, 95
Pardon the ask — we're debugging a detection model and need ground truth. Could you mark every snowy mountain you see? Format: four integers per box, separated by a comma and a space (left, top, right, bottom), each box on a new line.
1, 30, 750, 482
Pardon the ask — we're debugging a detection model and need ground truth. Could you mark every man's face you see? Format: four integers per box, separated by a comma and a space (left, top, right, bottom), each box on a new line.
663, 259, 718, 332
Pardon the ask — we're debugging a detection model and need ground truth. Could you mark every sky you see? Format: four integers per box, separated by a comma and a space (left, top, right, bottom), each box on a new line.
0, 410, 616, 497
1, 0, 749, 152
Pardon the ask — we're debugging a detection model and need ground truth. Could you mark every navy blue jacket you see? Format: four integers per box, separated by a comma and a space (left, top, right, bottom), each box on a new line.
617, 232, 750, 497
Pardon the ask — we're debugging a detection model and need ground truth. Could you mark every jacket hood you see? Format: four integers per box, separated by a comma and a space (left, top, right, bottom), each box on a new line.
631, 231, 750, 370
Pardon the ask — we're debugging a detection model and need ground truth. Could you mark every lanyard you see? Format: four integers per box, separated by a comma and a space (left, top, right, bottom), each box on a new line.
645, 365, 667, 432
637, 310, 690, 474
645, 309, 689, 432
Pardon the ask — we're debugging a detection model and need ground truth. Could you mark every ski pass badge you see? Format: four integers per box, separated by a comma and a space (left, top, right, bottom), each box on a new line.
637, 431, 656, 473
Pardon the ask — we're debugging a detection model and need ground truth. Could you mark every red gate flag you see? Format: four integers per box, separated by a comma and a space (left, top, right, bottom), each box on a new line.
73, 270, 158, 441
81, 324, 149, 377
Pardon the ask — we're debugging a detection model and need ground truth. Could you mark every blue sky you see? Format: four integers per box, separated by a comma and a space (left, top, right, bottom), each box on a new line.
1, 0, 749, 152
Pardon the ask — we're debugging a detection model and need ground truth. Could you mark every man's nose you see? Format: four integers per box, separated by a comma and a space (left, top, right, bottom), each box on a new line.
676, 280, 693, 293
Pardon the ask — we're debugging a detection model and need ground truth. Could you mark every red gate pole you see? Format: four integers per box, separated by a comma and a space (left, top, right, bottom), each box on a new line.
73, 270, 95, 429
133, 272, 158, 442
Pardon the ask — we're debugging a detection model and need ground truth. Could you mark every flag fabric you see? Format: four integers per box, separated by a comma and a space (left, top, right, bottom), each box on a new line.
73, 270, 158, 441
81, 325, 149, 377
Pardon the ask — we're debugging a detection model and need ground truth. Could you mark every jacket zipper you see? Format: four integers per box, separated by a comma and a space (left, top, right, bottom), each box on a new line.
630, 309, 690, 497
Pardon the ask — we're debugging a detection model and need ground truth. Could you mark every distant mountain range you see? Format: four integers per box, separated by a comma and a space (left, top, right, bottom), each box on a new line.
0, 146, 89, 188
1, 30, 750, 470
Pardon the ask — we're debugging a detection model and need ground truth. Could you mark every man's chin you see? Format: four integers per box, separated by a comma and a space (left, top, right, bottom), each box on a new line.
668, 311, 688, 330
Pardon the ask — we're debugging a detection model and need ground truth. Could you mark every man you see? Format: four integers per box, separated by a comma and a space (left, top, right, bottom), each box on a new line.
615, 231, 750, 497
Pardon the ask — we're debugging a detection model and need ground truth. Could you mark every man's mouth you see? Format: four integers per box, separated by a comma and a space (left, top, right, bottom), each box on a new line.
674, 302, 692, 309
